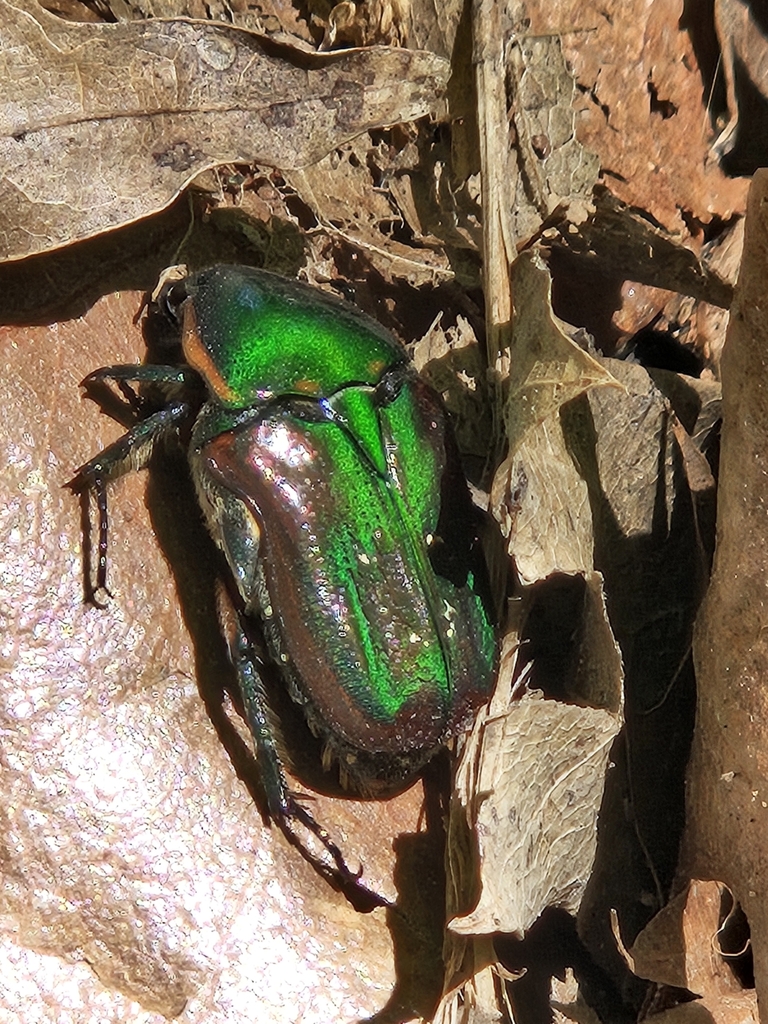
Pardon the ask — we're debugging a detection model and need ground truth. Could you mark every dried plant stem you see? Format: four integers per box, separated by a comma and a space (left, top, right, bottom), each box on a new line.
472, 0, 517, 369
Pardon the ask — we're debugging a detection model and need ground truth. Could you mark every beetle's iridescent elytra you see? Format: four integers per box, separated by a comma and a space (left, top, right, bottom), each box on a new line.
70, 265, 497, 903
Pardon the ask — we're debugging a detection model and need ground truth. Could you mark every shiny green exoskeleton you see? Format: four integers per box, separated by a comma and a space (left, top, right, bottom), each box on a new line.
70, 265, 497, 905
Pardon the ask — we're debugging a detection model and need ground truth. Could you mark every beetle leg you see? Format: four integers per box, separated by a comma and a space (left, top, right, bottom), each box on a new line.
68, 400, 193, 599
82, 364, 199, 389
225, 604, 389, 912
81, 364, 200, 412
92, 470, 111, 600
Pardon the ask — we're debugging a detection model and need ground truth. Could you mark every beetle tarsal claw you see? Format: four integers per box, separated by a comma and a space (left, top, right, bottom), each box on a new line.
90, 584, 114, 609
281, 797, 390, 911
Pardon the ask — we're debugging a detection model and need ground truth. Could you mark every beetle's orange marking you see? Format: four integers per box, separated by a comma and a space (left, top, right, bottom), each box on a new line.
181, 301, 239, 404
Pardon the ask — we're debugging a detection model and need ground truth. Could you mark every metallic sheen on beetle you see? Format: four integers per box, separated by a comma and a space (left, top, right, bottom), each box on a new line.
70, 265, 497, 897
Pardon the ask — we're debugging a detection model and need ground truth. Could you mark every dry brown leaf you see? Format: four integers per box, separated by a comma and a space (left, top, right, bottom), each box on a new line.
523, 0, 749, 233
506, 24, 599, 244
324, 0, 409, 47
405, 0, 463, 58
448, 574, 622, 940
685, 170, 768, 1014
491, 255, 621, 584
712, 0, 768, 158
552, 189, 736, 311
0, 2, 752, 1019
484, 343, 714, 1017
551, 968, 603, 1024
505, 251, 623, 456
283, 134, 454, 285
0, 289, 442, 1022
552, 353, 716, 1021
635, 1002, 757, 1024
432, 957, 503, 1024
0, 0, 449, 261
435, 250, 625, 1016
610, 213, 744, 374
612, 281, 677, 339
557, 356, 699, 553
492, 414, 595, 582
655, 217, 745, 373
81, 0, 317, 39
628, 879, 749, 1007
412, 314, 493, 463
470, 1, 601, 367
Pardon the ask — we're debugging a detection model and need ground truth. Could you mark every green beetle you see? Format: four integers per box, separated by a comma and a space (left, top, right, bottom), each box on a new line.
70, 265, 497, 904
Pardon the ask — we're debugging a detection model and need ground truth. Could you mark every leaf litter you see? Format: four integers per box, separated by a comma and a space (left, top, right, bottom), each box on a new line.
0, 0, 765, 1021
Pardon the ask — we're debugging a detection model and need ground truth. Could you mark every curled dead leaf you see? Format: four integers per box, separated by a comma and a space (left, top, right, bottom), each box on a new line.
505, 252, 623, 456
0, 0, 449, 261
